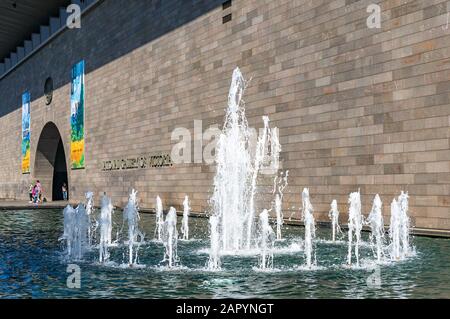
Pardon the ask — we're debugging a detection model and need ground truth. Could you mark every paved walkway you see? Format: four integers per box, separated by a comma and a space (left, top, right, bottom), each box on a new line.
1, 200, 449, 238
0, 200, 69, 210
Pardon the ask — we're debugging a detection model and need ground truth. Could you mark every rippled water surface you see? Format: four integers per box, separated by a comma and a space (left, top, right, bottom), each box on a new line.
0, 209, 449, 298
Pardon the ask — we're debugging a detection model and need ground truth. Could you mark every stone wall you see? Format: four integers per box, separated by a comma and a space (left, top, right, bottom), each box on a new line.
1, 0, 450, 230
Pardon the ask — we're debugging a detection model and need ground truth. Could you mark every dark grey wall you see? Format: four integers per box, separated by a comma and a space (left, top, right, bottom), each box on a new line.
0, 0, 223, 118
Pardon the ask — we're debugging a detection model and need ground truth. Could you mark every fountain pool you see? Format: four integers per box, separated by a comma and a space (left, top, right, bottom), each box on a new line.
1, 208, 449, 298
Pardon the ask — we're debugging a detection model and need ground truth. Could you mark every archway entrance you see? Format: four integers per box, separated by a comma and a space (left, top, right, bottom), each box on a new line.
34, 122, 68, 201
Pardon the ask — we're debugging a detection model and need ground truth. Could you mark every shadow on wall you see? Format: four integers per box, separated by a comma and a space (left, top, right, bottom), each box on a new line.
0, 0, 225, 118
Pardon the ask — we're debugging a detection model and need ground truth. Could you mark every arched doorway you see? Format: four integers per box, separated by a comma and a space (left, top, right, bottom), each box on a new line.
34, 122, 68, 201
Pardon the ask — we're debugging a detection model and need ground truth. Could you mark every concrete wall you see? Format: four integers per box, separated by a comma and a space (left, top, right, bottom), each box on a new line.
1, 0, 450, 230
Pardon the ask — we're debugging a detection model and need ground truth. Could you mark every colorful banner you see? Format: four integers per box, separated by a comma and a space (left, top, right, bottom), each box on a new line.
21, 91, 31, 174
70, 60, 85, 169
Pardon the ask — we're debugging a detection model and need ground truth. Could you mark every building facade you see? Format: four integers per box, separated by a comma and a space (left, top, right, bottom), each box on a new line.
1, 0, 450, 231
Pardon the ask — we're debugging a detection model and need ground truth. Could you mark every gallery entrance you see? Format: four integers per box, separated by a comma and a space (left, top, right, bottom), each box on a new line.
34, 122, 68, 201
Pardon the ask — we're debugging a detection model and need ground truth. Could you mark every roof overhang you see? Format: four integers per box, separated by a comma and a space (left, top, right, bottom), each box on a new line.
0, 0, 71, 61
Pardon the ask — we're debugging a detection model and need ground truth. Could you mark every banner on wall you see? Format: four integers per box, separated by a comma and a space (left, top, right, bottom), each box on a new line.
70, 60, 85, 169
21, 91, 31, 174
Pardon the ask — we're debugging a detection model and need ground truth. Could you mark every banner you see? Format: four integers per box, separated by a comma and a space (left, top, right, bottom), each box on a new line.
70, 60, 85, 169
21, 91, 31, 174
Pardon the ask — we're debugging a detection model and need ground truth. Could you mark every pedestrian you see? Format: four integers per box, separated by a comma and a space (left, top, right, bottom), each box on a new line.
32, 185, 38, 204
62, 183, 68, 201
36, 180, 42, 203
28, 183, 33, 203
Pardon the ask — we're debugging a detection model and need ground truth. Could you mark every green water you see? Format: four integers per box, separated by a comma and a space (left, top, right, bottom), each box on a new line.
0, 209, 449, 298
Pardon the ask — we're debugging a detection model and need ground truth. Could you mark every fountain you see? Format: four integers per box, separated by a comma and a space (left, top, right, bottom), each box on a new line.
155, 196, 164, 241
274, 194, 283, 241
56, 64, 422, 289
258, 209, 275, 270
246, 115, 271, 249
302, 188, 316, 268
268, 124, 281, 173
122, 189, 144, 266
162, 207, 179, 268
181, 195, 190, 240
59, 204, 90, 261
389, 198, 401, 260
367, 194, 385, 262
85, 192, 96, 246
207, 215, 221, 271
328, 199, 341, 242
347, 190, 363, 266
273, 171, 289, 240
209, 67, 250, 253
398, 191, 412, 257
54, 184, 421, 291
6, 184, 445, 298
77, 203, 90, 251
60, 205, 76, 259
99, 193, 114, 263
389, 191, 412, 260
209, 67, 280, 255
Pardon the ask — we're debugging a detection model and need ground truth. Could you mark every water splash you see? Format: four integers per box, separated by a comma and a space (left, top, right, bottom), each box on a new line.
328, 199, 341, 242
209, 67, 280, 255
99, 194, 114, 263
389, 191, 412, 260
274, 194, 282, 240
155, 196, 164, 241
198, 238, 303, 257
76, 203, 90, 253
209, 67, 250, 253
59, 204, 89, 261
367, 194, 385, 262
398, 191, 412, 257
60, 205, 76, 259
347, 190, 363, 267
273, 171, 288, 240
268, 126, 281, 173
181, 195, 190, 240
162, 207, 179, 268
122, 189, 144, 266
246, 115, 271, 248
302, 188, 316, 268
85, 192, 96, 246
258, 209, 275, 270
389, 199, 400, 260
207, 215, 221, 271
